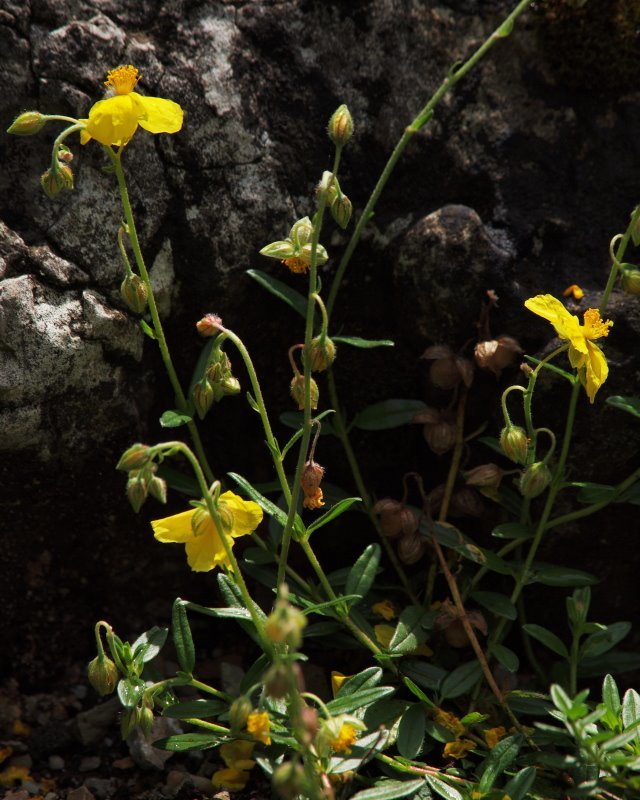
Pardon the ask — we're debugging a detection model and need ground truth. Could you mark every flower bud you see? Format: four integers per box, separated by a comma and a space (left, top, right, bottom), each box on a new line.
120, 274, 148, 314
260, 240, 296, 260
148, 476, 167, 504
264, 663, 290, 699
7, 111, 47, 136
120, 708, 140, 739
273, 762, 306, 800
300, 706, 319, 741
193, 378, 214, 419
464, 463, 504, 489
87, 655, 118, 695
331, 194, 352, 229
449, 487, 484, 518
139, 704, 155, 736
117, 443, 152, 472
622, 269, 640, 295
397, 531, 427, 565
500, 425, 529, 464
229, 696, 253, 732
307, 336, 336, 372
328, 104, 354, 147
126, 473, 148, 513
57, 144, 74, 163
221, 375, 241, 396
518, 461, 552, 498
196, 313, 222, 337
265, 598, 308, 648
290, 374, 319, 410
41, 166, 72, 199
290, 217, 314, 249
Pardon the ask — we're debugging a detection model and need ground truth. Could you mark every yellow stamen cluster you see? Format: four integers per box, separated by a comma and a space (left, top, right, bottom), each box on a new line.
582, 308, 613, 340
329, 723, 358, 754
246, 711, 272, 745
104, 65, 140, 95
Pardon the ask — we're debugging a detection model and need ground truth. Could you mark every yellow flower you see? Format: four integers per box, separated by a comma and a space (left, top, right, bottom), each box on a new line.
220, 740, 256, 770
329, 723, 358, 754
483, 726, 506, 749
151, 490, 262, 572
433, 709, 466, 737
211, 767, 251, 791
80, 65, 183, 147
372, 599, 396, 621
331, 671, 352, 697
443, 738, 476, 760
246, 711, 271, 745
524, 294, 613, 403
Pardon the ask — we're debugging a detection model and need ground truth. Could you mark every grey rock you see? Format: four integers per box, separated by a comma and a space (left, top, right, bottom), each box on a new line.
127, 716, 182, 770
72, 698, 119, 747
48, 755, 65, 770
79, 755, 101, 772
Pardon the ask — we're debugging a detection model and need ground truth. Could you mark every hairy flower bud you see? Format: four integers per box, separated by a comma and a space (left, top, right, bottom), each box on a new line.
120, 273, 148, 314
139, 704, 155, 736
331, 194, 352, 229
148, 475, 167, 504
328, 104, 354, 147
307, 336, 336, 372
117, 443, 152, 472
273, 762, 307, 800
40, 165, 73, 199
7, 111, 47, 136
518, 461, 552, 498
87, 655, 118, 696
500, 424, 529, 464
126, 473, 148, 513
290, 374, 319, 410
622, 268, 640, 295
193, 378, 214, 419
196, 313, 223, 337
229, 696, 253, 732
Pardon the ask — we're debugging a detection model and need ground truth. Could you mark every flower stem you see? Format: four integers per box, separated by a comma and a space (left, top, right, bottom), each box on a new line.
600, 204, 640, 314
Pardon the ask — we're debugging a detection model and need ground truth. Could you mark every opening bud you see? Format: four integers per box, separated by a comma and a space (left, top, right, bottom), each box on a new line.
87, 655, 118, 695
290, 374, 319, 410
7, 111, 47, 136
120, 274, 148, 314
126, 472, 148, 513
518, 461, 552, 498
290, 217, 314, 249
117, 443, 152, 472
196, 313, 223, 337
307, 336, 336, 372
328, 104, 354, 147
500, 424, 529, 464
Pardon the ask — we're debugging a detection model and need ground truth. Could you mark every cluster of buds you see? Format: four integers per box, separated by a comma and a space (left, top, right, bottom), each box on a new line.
301, 459, 325, 509
41, 141, 75, 200
121, 700, 155, 739
116, 443, 167, 512
322, 171, 352, 230
411, 407, 457, 455
260, 217, 329, 275
264, 588, 308, 649
373, 499, 426, 565
434, 598, 487, 648
421, 345, 474, 391
192, 344, 240, 419
474, 335, 522, 376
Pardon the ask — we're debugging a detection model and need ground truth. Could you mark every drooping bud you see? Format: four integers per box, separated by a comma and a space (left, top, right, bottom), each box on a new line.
464, 463, 504, 489
221, 375, 241, 396
290, 374, 319, 410
196, 313, 223, 337
328, 104, 354, 147
57, 144, 74, 163
41, 165, 73, 199
117, 443, 152, 472
331, 194, 352, 229
265, 597, 308, 648
126, 472, 148, 513
423, 418, 457, 456
260, 240, 296, 260
273, 762, 307, 800
87, 655, 119, 695
475, 336, 522, 376
120, 273, 148, 314
301, 460, 325, 510
120, 708, 140, 739
148, 476, 167, 504
500, 425, 529, 464
139, 704, 155, 736
622, 269, 640, 295
518, 461, 552, 498
192, 378, 215, 419
264, 663, 290, 699
229, 696, 253, 732
307, 336, 336, 372
7, 111, 47, 136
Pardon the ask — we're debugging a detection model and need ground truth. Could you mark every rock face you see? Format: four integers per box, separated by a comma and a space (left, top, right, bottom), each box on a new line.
2, 1, 640, 680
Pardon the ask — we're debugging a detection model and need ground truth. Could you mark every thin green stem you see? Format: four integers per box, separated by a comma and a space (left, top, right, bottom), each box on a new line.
183, 717, 230, 736
108, 150, 214, 484
50, 123, 85, 171
600, 205, 640, 313
189, 678, 233, 703
569, 630, 580, 697
249, 532, 315, 595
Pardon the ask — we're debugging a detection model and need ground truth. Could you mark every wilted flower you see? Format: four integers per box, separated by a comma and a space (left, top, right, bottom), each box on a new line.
421, 345, 474, 390
474, 335, 522, 376
412, 407, 457, 455
371, 599, 396, 621
443, 738, 476, 760
372, 498, 418, 538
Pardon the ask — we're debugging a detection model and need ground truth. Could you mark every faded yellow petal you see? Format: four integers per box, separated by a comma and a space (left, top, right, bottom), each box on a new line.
220, 491, 263, 537
151, 509, 196, 543
211, 767, 251, 790
133, 93, 183, 134
84, 95, 139, 146
374, 624, 395, 649
331, 671, 350, 696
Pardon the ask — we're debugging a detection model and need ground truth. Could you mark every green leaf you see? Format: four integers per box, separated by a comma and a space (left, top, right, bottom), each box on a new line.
326, 686, 396, 714
299, 595, 362, 616
345, 544, 381, 602
574, 482, 617, 504
132, 626, 168, 663
581, 622, 631, 658
478, 735, 521, 793
117, 677, 145, 708
153, 732, 223, 751
460, 711, 489, 726
140, 319, 157, 339
503, 766, 537, 800
171, 599, 195, 674
353, 399, 427, 431
163, 698, 228, 719
622, 689, 640, 729
506, 691, 553, 716
493, 644, 520, 673
439, 661, 483, 700
159, 409, 193, 428
424, 774, 463, 800
497, 17, 514, 36
403, 677, 437, 708
602, 674, 622, 718
306, 497, 362, 535
605, 395, 640, 418
404, 660, 447, 692
349, 780, 425, 800
228, 472, 304, 536
491, 522, 532, 541
332, 336, 395, 349
337, 667, 383, 697
471, 591, 517, 620
389, 606, 435, 655
246, 268, 306, 317
397, 704, 426, 759
530, 563, 598, 587
522, 624, 569, 658
579, 650, 640, 677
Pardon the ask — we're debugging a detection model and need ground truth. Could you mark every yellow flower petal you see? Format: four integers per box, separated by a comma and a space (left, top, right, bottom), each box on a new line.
246, 711, 271, 745
582, 340, 609, 403
372, 600, 396, 621
212, 767, 251, 790
219, 491, 263, 537
483, 726, 506, 749
220, 740, 256, 770
132, 93, 184, 134
329, 723, 358, 754
331, 671, 351, 697
151, 509, 195, 543
524, 294, 582, 344
185, 526, 229, 572
443, 738, 476, 760
83, 94, 139, 147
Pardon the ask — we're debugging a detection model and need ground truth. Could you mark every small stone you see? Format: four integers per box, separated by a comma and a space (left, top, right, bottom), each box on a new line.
67, 788, 96, 800
79, 756, 101, 772
2, 790, 29, 800
48, 755, 65, 770
112, 756, 134, 769
84, 777, 117, 799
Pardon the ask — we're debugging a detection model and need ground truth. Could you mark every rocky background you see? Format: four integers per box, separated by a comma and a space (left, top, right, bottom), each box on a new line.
2, 0, 640, 697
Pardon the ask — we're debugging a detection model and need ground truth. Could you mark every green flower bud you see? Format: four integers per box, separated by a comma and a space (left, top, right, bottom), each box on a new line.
265, 600, 307, 649
331, 193, 352, 229
221, 375, 241, 396
40, 166, 71, 199
193, 378, 215, 419
229, 696, 253, 732
518, 461, 552, 499
299, 242, 328, 266
120, 707, 140, 740
328, 104, 354, 147
147, 476, 167, 504
260, 240, 296, 260
116, 443, 152, 472
306, 336, 336, 372
120, 274, 148, 314
272, 762, 306, 800
7, 111, 47, 136
139, 705, 155, 737
126, 473, 148, 513
499, 424, 529, 464
622, 268, 640, 295
290, 217, 314, 249
290, 374, 319, 410
87, 655, 119, 696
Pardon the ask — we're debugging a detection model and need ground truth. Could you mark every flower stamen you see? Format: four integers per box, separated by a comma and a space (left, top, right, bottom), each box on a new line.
104, 65, 140, 95
582, 308, 613, 340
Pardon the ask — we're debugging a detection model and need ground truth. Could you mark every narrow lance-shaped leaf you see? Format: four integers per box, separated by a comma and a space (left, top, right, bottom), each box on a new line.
345, 544, 381, 602
172, 599, 195, 674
